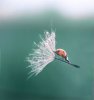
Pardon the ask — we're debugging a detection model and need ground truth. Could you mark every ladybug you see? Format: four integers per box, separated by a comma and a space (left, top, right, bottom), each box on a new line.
55, 48, 69, 62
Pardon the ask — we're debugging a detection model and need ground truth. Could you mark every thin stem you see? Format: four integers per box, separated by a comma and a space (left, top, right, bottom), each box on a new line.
55, 57, 80, 68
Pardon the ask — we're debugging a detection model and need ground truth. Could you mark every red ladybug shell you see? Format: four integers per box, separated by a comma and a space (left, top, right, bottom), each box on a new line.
55, 49, 67, 58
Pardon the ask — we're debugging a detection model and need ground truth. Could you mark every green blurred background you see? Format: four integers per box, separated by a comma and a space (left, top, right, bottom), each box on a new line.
0, 1, 94, 100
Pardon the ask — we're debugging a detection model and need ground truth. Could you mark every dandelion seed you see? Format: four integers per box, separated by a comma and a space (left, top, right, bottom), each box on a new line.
27, 31, 56, 76
27, 31, 80, 77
